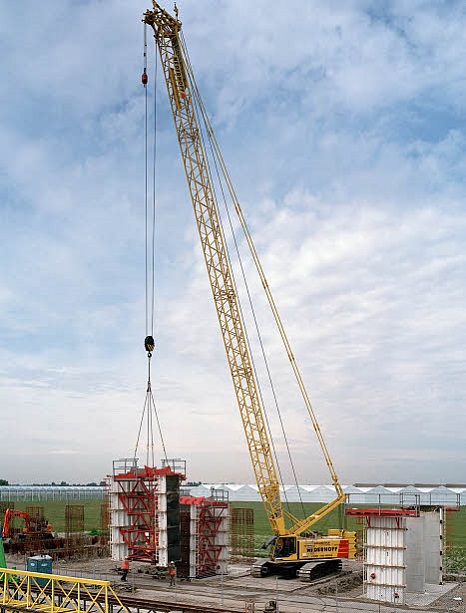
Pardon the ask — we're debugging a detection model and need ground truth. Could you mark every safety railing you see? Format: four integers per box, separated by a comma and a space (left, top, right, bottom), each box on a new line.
0, 568, 128, 613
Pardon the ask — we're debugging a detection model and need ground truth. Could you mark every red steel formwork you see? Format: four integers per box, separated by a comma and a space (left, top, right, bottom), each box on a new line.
116, 470, 159, 562
346, 507, 418, 525
197, 502, 226, 576
180, 496, 228, 578
111, 459, 184, 564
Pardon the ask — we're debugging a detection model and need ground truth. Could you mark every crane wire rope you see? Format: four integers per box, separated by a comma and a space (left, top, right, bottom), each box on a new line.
189, 94, 289, 503
204, 139, 306, 518
193, 104, 297, 516
150, 52, 158, 335
180, 30, 306, 521
144, 21, 149, 337
178, 26, 344, 509
178, 29, 292, 521
134, 22, 168, 467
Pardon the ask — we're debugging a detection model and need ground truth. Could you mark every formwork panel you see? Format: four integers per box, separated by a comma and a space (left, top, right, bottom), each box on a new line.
423, 509, 442, 584
178, 507, 191, 577
405, 514, 425, 593
404, 510, 443, 592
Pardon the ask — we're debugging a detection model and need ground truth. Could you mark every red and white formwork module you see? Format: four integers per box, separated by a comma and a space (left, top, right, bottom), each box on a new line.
179, 493, 229, 579
108, 458, 185, 566
346, 507, 443, 605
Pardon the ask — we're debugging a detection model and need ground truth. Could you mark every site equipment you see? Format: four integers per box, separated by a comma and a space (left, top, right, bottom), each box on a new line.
2, 509, 52, 540
143, 2, 355, 579
0, 536, 6, 569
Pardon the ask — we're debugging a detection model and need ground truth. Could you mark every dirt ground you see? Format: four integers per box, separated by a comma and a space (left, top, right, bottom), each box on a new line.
6, 552, 466, 612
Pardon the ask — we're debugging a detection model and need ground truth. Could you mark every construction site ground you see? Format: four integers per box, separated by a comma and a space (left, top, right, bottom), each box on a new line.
5, 554, 465, 613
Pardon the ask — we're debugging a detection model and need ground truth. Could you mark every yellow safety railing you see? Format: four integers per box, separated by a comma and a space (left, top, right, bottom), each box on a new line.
0, 568, 129, 613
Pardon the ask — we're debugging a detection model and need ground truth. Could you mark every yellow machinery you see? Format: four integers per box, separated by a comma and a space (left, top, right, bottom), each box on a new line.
143, 2, 355, 580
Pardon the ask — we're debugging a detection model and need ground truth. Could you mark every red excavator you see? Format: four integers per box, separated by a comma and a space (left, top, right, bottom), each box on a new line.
2, 509, 53, 540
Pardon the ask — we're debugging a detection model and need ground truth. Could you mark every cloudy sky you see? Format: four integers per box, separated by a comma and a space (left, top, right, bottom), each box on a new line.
1, 1, 465, 486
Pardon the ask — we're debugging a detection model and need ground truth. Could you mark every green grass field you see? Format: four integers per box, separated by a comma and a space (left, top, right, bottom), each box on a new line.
234, 502, 466, 563
5, 499, 465, 569
234, 502, 466, 539
7, 500, 466, 541
6, 500, 103, 533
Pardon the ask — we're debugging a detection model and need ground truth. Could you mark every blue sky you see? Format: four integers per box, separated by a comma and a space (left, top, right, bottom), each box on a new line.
1, 1, 465, 485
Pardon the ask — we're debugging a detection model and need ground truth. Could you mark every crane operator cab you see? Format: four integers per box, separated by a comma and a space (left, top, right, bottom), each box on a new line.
272, 536, 297, 560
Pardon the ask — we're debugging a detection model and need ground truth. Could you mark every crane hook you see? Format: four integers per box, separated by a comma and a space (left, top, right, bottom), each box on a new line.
144, 335, 155, 356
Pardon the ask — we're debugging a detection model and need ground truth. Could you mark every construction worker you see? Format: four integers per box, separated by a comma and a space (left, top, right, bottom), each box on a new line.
121, 557, 130, 581
168, 561, 176, 586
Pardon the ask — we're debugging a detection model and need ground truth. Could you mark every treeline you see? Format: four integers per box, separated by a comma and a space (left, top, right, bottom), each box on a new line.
1, 480, 105, 487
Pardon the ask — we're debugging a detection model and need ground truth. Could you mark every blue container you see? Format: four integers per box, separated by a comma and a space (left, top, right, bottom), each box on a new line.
27, 555, 52, 586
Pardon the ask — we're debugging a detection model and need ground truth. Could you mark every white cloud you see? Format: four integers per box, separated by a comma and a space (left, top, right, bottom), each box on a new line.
0, 1, 464, 485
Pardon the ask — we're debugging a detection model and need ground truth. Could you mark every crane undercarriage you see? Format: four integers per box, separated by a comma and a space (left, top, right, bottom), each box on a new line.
252, 558, 343, 581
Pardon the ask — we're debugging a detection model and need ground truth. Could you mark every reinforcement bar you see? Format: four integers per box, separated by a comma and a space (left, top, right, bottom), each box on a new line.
0, 568, 129, 613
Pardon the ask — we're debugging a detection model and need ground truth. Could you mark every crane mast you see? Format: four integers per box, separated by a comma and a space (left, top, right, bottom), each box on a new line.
144, 2, 345, 540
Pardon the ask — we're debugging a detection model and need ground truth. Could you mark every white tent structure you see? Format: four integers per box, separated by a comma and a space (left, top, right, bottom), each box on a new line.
187, 483, 466, 505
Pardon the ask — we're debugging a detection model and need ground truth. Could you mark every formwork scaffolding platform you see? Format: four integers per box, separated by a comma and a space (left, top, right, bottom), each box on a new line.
179, 492, 229, 578
109, 458, 185, 566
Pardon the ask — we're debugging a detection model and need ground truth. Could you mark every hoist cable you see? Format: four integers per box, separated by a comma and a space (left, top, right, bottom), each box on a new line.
147, 38, 168, 467
134, 386, 149, 462
149, 387, 169, 465
135, 23, 168, 467
135, 22, 151, 466
144, 23, 149, 337
150, 55, 158, 335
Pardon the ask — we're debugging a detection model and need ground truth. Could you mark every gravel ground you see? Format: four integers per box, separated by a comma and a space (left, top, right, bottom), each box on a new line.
5, 553, 465, 612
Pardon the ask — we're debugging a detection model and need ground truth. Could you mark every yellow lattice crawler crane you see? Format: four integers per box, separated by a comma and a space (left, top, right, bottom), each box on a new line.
144, 2, 355, 580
